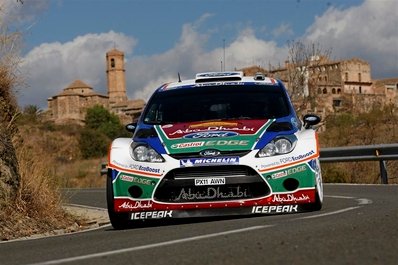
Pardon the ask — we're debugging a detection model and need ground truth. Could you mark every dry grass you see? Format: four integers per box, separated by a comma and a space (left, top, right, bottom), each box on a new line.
0, 136, 78, 241
57, 157, 107, 188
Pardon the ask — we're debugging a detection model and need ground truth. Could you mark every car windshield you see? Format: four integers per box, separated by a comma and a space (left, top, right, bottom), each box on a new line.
143, 84, 291, 124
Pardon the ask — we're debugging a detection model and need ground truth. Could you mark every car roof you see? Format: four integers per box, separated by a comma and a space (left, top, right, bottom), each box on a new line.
156, 71, 281, 92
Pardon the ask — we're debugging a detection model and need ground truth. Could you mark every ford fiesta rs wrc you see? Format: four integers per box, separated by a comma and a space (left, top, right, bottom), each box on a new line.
107, 71, 323, 229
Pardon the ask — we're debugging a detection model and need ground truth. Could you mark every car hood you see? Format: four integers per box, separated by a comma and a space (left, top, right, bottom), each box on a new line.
153, 119, 275, 154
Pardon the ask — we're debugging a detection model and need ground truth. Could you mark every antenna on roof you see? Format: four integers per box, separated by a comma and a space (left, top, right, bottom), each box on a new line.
178, 72, 181, 83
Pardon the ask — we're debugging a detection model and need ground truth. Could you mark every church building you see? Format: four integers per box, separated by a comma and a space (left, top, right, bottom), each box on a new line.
47, 48, 145, 124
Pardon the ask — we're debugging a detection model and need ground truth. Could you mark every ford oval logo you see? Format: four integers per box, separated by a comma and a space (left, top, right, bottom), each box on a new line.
184, 131, 238, 139
199, 149, 221, 157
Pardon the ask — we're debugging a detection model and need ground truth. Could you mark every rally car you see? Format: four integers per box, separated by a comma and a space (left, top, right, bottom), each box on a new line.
106, 71, 323, 229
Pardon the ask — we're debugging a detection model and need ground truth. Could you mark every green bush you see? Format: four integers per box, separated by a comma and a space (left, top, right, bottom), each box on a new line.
84, 105, 127, 139
79, 128, 109, 159
79, 105, 129, 158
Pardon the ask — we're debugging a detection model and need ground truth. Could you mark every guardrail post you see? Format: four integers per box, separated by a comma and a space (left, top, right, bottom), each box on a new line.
379, 160, 388, 184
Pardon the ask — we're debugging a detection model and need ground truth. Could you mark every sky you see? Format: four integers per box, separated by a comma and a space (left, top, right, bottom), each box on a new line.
1, 0, 398, 109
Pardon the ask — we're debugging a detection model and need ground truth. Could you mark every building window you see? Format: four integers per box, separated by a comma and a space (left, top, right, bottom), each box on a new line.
359, 86, 362, 94
317, 87, 322, 94
333, 99, 342, 107
323, 88, 327, 94
111, 58, 115, 68
332, 88, 336, 94
345, 72, 348, 81
324, 76, 328, 82
337, 88, 341, 94
358, 73, 361, 82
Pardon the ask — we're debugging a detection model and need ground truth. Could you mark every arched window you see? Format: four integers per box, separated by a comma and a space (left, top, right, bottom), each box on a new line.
358, 73, 362, 82
317, 87, 322, 94
359, 86, 362, 94
332, 88, 336, 94
337, 88, 341, 94
111, 58, 115, 68
345, 72, 348, 81
323, 88, 327, 94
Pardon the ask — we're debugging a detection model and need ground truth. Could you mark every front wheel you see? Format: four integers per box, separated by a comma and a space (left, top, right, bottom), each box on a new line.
106, 173, 130, 229
309, 190, 323, 211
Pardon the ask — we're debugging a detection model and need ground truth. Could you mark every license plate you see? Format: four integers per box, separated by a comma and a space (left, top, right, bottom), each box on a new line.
194, 177, 226, 186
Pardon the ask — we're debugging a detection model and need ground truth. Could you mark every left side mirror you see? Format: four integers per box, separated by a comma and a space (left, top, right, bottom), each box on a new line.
125, 123, 137, 133
303, 114, 321, 129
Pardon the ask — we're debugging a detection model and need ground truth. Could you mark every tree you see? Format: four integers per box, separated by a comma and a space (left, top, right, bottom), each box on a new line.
85, 105, 126, 139
79, 105, 128, 158
275, 40, 332, 115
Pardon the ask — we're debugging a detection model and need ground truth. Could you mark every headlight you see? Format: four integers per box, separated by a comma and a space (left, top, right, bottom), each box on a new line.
256, 136, 297, 157
131, 144, 164, 162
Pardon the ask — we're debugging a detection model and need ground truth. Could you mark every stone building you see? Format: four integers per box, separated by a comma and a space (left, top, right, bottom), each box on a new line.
47, 48, 145, 124
262, 57, 396, 116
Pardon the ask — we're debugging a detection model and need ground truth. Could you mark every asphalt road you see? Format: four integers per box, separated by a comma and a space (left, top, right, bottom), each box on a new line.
0, 184, 397, 265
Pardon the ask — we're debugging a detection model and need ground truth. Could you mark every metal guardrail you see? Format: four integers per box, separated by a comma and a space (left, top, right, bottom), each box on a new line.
320, 143, 398, 184
101, 144, 398, 184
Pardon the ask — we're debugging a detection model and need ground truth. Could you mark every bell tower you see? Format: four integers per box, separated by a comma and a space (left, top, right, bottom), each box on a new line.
106, 48, 127, 105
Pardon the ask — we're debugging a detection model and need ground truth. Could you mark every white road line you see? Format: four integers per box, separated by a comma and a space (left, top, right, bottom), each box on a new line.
27, 225, 274, 265
297, 206, 362, 219
324, 195, 355, 199
296, 195, 373, 220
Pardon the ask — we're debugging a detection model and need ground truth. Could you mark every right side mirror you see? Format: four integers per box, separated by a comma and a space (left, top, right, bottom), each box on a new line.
303, 114, 321, 129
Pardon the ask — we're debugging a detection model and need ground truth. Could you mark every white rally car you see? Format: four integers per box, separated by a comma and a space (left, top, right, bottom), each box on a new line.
107, 71, 323, 229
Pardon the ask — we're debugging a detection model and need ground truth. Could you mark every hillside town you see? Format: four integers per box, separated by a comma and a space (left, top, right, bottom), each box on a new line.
46, 49, 398, 125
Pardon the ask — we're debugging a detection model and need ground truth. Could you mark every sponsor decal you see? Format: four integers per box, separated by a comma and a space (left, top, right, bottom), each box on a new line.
112, 161, 161, 174
183, 131, 238, 139
260, 161, 281, 169
180, 157, 239, 167
271, 171, 287, 179
119, 175, 156, 186
252, 205, 298, 214
196, 82, 244, 87
174, 186, 249, 201
118, 200, 153, 209
279, 150, 315, 164
272, 193, 311, 203
171, 140, 249, 149
131, 165, 161, 174
171, 142, 205, 149
194, 178, 226, 186
169, 127, 254, 137
131, 210, 173, 220
270, 165, 307, 179
158, 120, 269, 140
205, 140, 249, 147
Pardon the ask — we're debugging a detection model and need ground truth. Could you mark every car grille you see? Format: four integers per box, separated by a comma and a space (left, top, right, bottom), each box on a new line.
154, 165, 270, 203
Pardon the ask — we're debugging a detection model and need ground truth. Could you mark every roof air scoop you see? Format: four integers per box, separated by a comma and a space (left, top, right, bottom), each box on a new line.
195, 71, 243, 83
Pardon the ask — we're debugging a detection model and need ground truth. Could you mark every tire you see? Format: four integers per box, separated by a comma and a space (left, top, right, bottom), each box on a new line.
301, 189, 322, 212
310, 190, 323, 211
106, 172, 130, 229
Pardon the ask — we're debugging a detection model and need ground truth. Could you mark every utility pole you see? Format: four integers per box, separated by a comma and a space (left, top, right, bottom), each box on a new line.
223, 39, 226, 71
